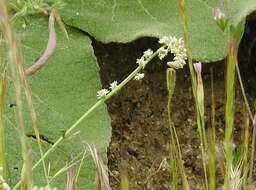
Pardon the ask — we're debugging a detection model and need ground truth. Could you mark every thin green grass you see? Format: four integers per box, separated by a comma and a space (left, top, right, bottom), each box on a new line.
223, 37, 238, 190
0, 76, 7, 179
242, 114, 249, 189
177, 0, 208, 189
167, 68, 190, 190
208, 67, 216, 190
0, 1, 33, 188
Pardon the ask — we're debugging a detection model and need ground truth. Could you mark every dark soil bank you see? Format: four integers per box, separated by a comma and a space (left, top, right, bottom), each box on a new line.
92, 16, 256, 190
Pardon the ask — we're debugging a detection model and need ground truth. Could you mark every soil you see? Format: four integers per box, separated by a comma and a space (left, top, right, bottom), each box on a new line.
91, 17, 256, 190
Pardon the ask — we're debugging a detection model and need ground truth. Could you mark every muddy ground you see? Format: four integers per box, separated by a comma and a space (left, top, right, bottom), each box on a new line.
92, 17, 256, 190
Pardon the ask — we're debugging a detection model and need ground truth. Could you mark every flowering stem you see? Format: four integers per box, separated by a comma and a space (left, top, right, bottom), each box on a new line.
178, 0, 208, 189
13, 47, 161, 189
223, 37, 238, 190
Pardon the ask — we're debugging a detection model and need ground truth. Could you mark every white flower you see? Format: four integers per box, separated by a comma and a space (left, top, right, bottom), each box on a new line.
136, 49, 153, 69
136, 57, 147, 68
109, 81, 118, 90
167, 60, 185, 69
134, 73, 145, 80
143, 49, 153, 58
97, 89, 109, 98
158, 47, 168, 60
159, 36, 170, 44
158, 36, 187, 69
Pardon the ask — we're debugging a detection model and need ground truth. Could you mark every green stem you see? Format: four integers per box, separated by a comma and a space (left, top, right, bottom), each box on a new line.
249, 115, 256, 184
23, 79, 49, 184
178, 0, 208, 189
242, 116, 249, 189
208, 68, 216, 190
167, 69, 190, 190
0, 1, 33, 189
13, 47, 161, 189
0, 77, 6, 181
75, 151, 87, 184
223, 37, 238, 190
48, 159, 80, 185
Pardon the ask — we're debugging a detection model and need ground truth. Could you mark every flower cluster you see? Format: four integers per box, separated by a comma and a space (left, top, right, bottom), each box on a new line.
97, 89, 110, 99
96, 36, 187, 98
136, 49, 153, 69
97, 81, 118, 99
158, 36, 187, 69
134, 73, 145, 80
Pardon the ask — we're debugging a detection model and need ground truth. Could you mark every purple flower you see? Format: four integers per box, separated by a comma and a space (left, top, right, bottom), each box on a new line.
213, 7, 225, 21
193, 62, 202, 74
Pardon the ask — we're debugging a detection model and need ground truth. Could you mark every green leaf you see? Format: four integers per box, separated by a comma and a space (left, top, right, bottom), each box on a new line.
59, 0, 256, 62
204, 0, 256, 26
230, 0, 256, 27
9, 0, 256, 63
5, 15, 111, 189
60, 0, 227, 62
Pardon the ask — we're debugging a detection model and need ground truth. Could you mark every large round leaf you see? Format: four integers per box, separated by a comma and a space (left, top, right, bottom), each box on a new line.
60, 0, 227, 62
5, 15, 111, 189
60, 0, 256, 62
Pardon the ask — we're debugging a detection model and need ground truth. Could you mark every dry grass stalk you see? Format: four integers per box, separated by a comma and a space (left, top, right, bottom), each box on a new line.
87, 144, 111, 190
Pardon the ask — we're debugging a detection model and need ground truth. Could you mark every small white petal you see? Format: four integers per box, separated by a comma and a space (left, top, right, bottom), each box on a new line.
134, 73, 145, 80
97, 89, 110, 98
136, 57, 147, 68
158, 47, 168, 60
143, 49, 153, 58
110, 81, 118, 90
158, 36, 187, 69
159, 36, 170, 44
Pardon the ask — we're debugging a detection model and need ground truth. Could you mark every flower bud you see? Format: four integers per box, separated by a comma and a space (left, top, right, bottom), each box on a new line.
213, 7, 227, 31
193, 62, 202, 74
